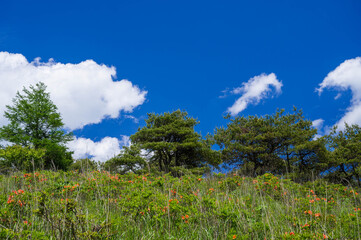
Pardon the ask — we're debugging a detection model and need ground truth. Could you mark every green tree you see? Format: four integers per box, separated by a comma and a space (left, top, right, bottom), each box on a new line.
103, 144, 148, 174
214, 108, 325, 177
274, 108, 327, 180
325, 124, 361, 186
0, 82, 73, 170
131, 110, 220, 175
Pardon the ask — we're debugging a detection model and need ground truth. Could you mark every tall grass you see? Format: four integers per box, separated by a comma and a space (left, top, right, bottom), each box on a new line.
0, 170, 360, 239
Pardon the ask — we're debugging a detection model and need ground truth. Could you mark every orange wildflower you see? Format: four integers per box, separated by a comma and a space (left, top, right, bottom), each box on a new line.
7, 196, 13, 204
304, 210, 312, 215
302, 223, 310, 228
23, 220, 31, 226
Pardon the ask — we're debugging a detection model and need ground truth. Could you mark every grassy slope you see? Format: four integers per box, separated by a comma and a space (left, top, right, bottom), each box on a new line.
0, 170, 360, 239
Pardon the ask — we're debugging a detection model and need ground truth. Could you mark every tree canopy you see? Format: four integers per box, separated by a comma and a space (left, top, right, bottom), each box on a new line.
1, 83, 361, 187
130, 110, 220, 175
325, 124, 361, 186
213, 108, 326, 178
0, 82, 73, 170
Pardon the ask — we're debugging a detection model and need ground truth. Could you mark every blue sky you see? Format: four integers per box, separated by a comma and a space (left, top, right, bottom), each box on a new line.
0, 0, 361, 161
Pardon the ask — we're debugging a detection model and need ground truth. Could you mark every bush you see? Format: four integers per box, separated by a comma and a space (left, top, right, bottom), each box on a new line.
0, 145, 45, 173
43, 142, 73, 171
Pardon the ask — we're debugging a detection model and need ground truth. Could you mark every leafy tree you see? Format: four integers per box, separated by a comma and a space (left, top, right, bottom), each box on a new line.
131, 110, 220, 175
43, 141, 73, 170
0, 82, 73, 170
0, 145, 45, 173
103, 144, 148, 174
214, 108, 325, 177
325, 124, 361, 186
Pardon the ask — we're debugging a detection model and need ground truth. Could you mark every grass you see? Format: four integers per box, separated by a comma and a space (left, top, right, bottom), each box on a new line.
0, 170, 360, 239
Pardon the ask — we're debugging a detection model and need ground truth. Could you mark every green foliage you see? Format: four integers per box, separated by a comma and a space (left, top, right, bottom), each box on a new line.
0, 145, 45, 172
325, 123, 361, 186
131, 110, 220, 175
0, 170, 360, 239
0, 82, 73, 170
34, 192, 112, 239
42, 141, 73, 171
213, 108, 326, 178
103, 144, 148, 174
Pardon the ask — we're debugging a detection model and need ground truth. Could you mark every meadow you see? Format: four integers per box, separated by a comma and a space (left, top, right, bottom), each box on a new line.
0, 170, 360, 239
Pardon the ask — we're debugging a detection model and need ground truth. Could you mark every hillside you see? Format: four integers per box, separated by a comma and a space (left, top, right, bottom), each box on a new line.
0, 170, 360, 239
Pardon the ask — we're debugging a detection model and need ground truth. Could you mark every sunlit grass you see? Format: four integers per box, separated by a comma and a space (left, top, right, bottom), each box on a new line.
0, 170, 360, 239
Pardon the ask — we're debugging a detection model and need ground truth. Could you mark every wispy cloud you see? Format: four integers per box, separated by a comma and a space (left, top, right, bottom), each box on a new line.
123, 115, 139, 123
226, 73, 282, 115
312, 118, 325, 139
0, 52, 147, 130
317, 57, 361, 130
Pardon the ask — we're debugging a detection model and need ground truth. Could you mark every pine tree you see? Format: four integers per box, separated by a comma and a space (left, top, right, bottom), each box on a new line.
213, 108, 325, 177
131, 110, 219, 175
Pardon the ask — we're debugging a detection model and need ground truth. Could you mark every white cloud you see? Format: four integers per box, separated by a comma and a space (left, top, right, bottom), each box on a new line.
317, 57, 361, 130
123, 115, 139, 123
227, 73, 282, 115
68, 135, 155, 164
312, 118, 325, 140
312, 118, 324, 130
0, 51, 147, 130
0, 140, 12, 147
67, 135, 131, 162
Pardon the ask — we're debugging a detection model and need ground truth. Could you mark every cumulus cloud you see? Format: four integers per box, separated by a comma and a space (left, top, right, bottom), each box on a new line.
317, 57, 361, 130
67, 135, 131, 162
0, 52, 147, 130
227, 73, 282, 115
